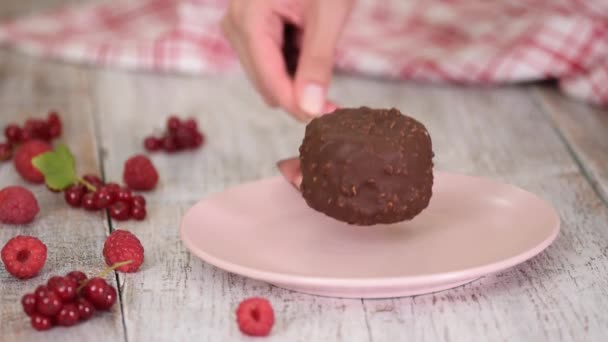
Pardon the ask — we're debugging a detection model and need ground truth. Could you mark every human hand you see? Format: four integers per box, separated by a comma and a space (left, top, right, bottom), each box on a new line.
221, 0, 353, 121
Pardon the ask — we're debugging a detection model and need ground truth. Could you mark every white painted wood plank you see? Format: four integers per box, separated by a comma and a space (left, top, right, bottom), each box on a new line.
534, 87, 608, 205
0, 51, 125, 342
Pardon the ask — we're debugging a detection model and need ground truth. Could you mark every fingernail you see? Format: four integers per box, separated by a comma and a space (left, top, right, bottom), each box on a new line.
324, 101, 338, 113
299, 83, 325, 116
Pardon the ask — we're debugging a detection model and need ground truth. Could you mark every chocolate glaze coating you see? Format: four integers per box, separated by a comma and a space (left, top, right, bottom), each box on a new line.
299, 107, 434, 225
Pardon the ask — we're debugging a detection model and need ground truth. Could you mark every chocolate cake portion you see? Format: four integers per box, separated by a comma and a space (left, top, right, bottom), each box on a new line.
299, 107, 434, 225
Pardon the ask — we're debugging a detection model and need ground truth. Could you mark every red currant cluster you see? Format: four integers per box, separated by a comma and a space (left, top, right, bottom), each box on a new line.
64, 174, 147, 221
144, 116, 205, 153
21, 271, 117, 330
1, 112, 62, 161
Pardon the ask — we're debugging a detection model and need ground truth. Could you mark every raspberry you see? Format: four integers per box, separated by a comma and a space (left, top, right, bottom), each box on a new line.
103, 230, 144, 273
123, 155, 159, 191
13, 140, 51, 183
1, 236, 47, 279
236, 297, 275, 337
0, 186, 39, 224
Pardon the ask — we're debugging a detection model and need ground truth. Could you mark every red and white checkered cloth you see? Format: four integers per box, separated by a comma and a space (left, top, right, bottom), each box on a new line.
1, 0, 607, 106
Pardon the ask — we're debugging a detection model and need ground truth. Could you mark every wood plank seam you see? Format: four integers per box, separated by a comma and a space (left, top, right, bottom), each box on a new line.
531, 87, 608, 209
90, 92, 130, 342
361, 298, 374, 342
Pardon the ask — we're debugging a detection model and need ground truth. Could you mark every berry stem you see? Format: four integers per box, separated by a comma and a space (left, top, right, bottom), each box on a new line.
76, 260, 133, 292
97, 260, 133, 278
78, 177, 97, 192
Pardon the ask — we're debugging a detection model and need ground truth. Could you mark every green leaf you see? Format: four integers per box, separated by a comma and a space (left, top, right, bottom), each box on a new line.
32, 144, 78, 191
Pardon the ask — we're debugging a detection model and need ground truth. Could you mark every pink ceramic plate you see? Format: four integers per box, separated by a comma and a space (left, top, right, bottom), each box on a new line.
180, 172, 559, 298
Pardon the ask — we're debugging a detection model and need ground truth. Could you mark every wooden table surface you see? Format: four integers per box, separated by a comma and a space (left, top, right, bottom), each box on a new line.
1, 2, 607, 342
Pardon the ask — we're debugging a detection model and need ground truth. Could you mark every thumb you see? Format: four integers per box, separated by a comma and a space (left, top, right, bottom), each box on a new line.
295, 0, 352, 116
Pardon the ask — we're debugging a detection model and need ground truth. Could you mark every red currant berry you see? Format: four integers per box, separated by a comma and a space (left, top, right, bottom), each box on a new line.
21, 293, 37, 316
66, 270, 87, 285
83, 174, 104, 190
56, 303, 79, 326
104, 186, 118, 201
184, 118, 197, 131
48, 111, 60, 125
36, 291, 63, 316
131, 205, 146, 221
47, 275, 62, 288
132, 195, 146, 207
144, 136, 161, 152
47, 276, 77, 302
47, 111, 62, 138
25, 119, 51, 141
23, 120, 36, 135
4, 124, 22, 143
82, 192, 97, 211
31, 313, 53, 331
167, 116, 181, 133
0, 143, 12, 161
35, 285, 51, 299
192, 132, 204, 148
95, 285, 117, 311
20, 128, 33, 142
49, 124, 61, 139
109, 201, 131, 221
116, 188, 132, 202
83, 278, 109, 308
162, 135, 178, 152
104, 183, 121, 198
94, 189, 114, 209
174, 126, 194, 149
76, 297, 95, 321
64, 184, 85, 207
